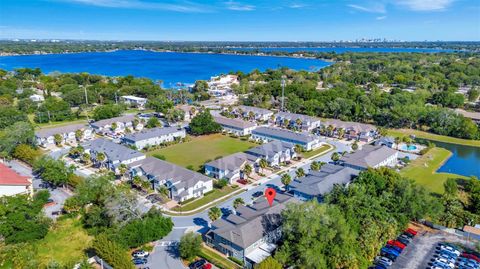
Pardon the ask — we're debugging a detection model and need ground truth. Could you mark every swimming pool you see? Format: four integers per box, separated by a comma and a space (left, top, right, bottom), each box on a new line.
401, 145, 417, 151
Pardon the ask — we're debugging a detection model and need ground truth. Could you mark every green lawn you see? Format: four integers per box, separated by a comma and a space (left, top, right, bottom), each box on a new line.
33, 118, 89, 130
34, 218, 92, 267
400, 147, 468, 194
302, 144, 333, 159
172, 186, 241, 212
388, 129, 480, 148
198, 246, 242, 269
147, 134, 256, 171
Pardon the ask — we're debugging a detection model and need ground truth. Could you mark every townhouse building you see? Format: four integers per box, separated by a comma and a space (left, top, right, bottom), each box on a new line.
251, 127, 321, 151
35, 123, 93, 147
121, 126, 186, 150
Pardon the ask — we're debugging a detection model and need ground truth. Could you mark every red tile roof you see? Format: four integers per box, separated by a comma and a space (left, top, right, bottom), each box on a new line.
0, 163, 31, 186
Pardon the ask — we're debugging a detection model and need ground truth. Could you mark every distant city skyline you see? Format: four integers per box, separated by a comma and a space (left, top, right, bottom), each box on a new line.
1, 0, 479, 41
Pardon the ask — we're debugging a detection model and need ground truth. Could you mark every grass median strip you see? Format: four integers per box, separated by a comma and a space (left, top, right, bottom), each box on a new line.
172, 186, 239, 212
302, 144, 334, 159
199, 245, 242, 269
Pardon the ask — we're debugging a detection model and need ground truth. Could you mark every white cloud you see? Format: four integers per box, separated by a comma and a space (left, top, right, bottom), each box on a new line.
347, 3, 386, 13
376, 15, 387, 20
289, 3, 307, 9
58, 0, 211, 13
393, 0, 455, 11
224, 1, 255, 11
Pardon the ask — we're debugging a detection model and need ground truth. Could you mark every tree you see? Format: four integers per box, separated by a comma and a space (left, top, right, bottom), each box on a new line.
244, 164, 253, 178
53, 134, 63, 145
96, 152, 106, 169
208, 207, 222, 222
331, 152, 341, 163
310, 161, 320, 171
118, 163, 128, 179
233, 198, 245, 209
33, 157, 74, 187
255, 257, 282, 269
110, 122, 118, 132
443, 178, 458, 198
281, 173, 292, 188
179, 232, 202, 261
259, 158, 268, 172
92, 234, 135, 269
92, 104, 124, 121
394, 137, 401, 150
189, 111, 221, 135
337, 128, 345, 139
82, 152, 91, 164
146, 117, 161, 128
0, 121, 35, 155
295, 168, 305, 178
351, 142, 359, 151
13, 144, 40, 165
75, 129, 84, 141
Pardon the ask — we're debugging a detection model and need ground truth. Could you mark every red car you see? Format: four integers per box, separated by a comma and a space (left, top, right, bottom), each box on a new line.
462, 253, 480, 263
202, 264, 212, 269
405, 228, 417, 236
387, 240, 406, 250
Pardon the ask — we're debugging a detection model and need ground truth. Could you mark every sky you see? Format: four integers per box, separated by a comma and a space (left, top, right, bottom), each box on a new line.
0, 0, 479, 41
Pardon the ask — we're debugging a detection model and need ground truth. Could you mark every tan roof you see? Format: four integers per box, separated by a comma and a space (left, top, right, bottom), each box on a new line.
463, 225, 480, 235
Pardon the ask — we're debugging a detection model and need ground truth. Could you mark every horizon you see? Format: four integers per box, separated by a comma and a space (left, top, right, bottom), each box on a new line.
1, 0, 479, 41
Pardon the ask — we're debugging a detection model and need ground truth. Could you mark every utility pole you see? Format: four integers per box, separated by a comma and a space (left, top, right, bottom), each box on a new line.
83, 86, 90, 122
281, 75, 286, 112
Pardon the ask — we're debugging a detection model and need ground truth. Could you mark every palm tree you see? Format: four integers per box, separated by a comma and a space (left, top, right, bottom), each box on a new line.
132, 119, 139, 129
82, 153, 91, 165
281, 173, 292, 188
295, 168, 305, 178
248, 111, 255, 121
394, 136, 401, 150
283, 119, 289, 128
310, 161, 320, 171
259, 159, 268, 173
208, 207, 222, 222
270, 114, 276, 124
233, 198, 245, 209
295, 118, 302, 129
118, 163, 128, 180
327, 125, 335, 137
54, 134, 63, 146
331, 152, 341, 163
110, 122, 118, 132
337, 128, 345, 139
243, 164, 253, 178
96, 152, 106, 169
351, 142, 359, 151
75, 129, 84, 141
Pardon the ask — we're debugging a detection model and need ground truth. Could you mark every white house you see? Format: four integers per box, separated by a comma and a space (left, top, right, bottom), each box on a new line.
234, 106, 274, 122
245, 141, 296, 167
35, 124, 93, 147
129, 157, 213, 202
90, 115, 142, 134
251, 127, 322, 151
204, 153, 259, 183
339, 144, 398, 170
121, 95, 148, 108
214, 116, 257, 136
207, 75, 239, 97
275, 112, 321, 131
0, 163, 33, 197
121, 126, 186, 150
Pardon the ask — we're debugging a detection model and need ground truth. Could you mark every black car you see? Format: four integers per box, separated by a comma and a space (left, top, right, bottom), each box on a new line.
252, 191, 263, 198
132, 258, 148, 265
189, 259, 206, 269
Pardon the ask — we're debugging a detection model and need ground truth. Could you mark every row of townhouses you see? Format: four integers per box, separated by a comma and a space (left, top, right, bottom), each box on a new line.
121, 126, 186, 150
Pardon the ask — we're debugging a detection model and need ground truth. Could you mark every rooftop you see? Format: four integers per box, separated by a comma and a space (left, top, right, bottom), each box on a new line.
246, 141, 295, 158
252, 127, 316, 144
90, 115, 137, 128
214, 116, 257, 130
35, 123, 89, 138
0, 163, 31, 186
276, 111, 320, 123
123, 126, 184, 142
340, 144, 397, 169
83, 138, 145, 162
205, 152, 258, 171
121, 95, 147, 101
322, 118, 376, 132
236, 105, 273, 115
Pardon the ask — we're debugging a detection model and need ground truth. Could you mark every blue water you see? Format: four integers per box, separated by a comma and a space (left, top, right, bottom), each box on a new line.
0, 50, 330, 87
230, 47, 455, 53
401, 145, 418, 151
430, 141, 480, 178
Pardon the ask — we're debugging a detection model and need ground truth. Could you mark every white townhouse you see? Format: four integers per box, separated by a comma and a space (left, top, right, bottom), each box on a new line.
121, 126, 186, 150
245, 141, 297, 167
121, 95, 148, 108
251, 127, 322, 151
129, 157, 213, 202
35, 123, 93, 147
90, 115, 142, 134
82, 138, 146, 172
234, 106, 274, 122
275, 112, 321, 131
204, 153, 259, 183
214, 116, 257, 136
0, 163, 33, 197
339, 144, 398, 170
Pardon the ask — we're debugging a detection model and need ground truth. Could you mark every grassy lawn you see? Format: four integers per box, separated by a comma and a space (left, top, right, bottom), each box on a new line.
147, 134, 256, 171
34, 218, 92, 267
302, 144, 333, 159
388, 128, 480, 148
33, 118, 89, 130
172, 186, 240, 212
198, 245, 242, 269
400, 147, 468, 194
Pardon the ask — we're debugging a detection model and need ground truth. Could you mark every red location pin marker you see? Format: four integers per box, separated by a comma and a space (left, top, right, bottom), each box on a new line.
264, 187, 276, 207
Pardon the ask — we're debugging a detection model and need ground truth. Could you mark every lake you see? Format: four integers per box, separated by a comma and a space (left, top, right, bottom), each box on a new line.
230, 47, 455, 53
427, 140, 480, 178
0, 50, 330, 87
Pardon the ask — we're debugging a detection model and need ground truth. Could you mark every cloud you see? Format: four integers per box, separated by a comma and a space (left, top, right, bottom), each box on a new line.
347, 3, 386, 13
289, 3, 308, 9
393, 0, 455, 11
376, 15, 387, 20
58, 0, 211, 13
224, 1, 255, 11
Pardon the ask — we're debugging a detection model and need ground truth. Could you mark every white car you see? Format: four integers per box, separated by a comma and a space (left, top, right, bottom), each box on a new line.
132, 250, 149, 258
439, 245, 461, 256
433, 257, 455, 269
375, 256, 393, 266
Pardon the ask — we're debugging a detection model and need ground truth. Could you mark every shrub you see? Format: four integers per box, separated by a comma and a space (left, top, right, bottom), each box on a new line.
92, 234, 134, 269
214, 179, 228, 189
179, 232, 202, 261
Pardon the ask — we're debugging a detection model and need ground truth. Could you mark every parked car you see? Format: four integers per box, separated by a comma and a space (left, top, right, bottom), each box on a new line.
433, 257, 455, 268
375, 256, 393, 266
375, 256, 392, 268
387, 240, 406, 250
132, 250, 150, 258
382, 253, 398, 262
457, 257, 480, 269
132, 258, 148, 265
462, 253, 480, 263
402, 231, 414, 239
202, 264, 212, 269
434, 253, 456, 264
430, 261, 451, 269
381, 247, 400, 258
189, 259, 206, 269
398, 234, 413, 243
252, 191, 263, 198
396, 236, 410, 246
439, 245, 461, 256
405, 228, 418, 236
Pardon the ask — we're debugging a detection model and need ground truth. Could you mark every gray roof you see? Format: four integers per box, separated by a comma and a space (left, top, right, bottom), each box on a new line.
35, 123, 89, 138
252, 127, 316, 144
205, 152, 258, 171
289, 164, 359, 196
123, 127, 184, 142
276, 111, 320, 123
246, 141, 295, 158
340, 144, 397, 169
209, 193, 295, 249
375, 136, 395, 145
322, 119, 375, 132
90, 115, 136, 128
82, 138, 145, 162
236, 105, 273, 115
129, 157, 211, 197
214, 116, 256, 130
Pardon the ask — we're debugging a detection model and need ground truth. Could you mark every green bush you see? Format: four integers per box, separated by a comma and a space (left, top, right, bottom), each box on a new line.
179, 232, 202, 261
92, 234, 134, 269
228, 256, 244, 265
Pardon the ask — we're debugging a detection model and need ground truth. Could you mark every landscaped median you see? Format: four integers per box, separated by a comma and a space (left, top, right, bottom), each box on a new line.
302, 143, 334, 159
400, 147, 468, 194
170, 186, 244, 214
